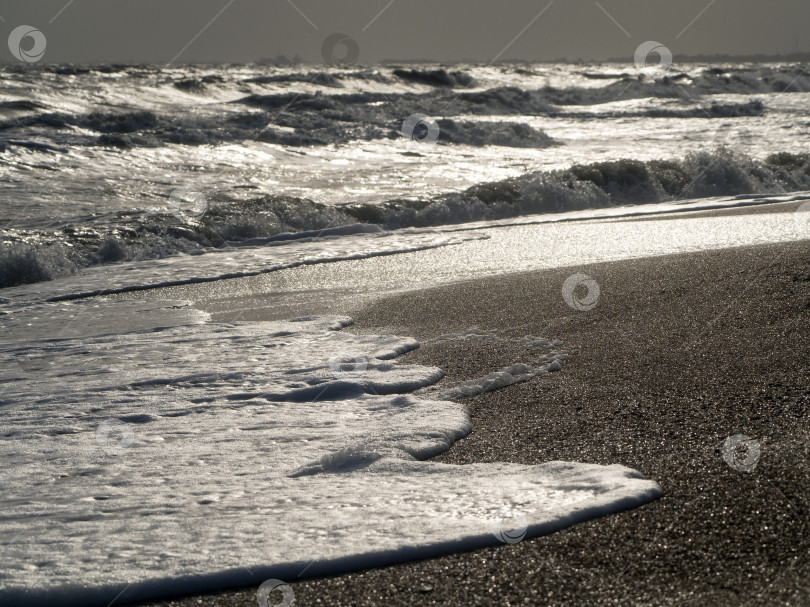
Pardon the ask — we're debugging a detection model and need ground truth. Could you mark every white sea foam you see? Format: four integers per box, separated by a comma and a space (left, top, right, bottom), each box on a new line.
0, 308, 661, 606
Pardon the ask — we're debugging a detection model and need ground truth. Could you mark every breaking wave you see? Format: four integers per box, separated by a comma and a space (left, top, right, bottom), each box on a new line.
0, 67, 796, 151
243, 69, 390, 88
4, 61, 805, 151
434, 119, 558, 147
0, 97, 562, 149
393, 68, 476, 87
369, 150, 810, 228
3, 150, 809, 289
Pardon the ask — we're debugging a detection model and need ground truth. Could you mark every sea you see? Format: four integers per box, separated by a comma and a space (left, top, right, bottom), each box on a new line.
1, 61, 809, 605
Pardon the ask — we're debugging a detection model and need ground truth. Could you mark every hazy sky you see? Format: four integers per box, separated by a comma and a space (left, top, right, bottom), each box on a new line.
1, 0, 808, 64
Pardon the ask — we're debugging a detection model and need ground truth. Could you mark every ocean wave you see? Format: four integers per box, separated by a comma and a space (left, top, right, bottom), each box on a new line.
243, 71, 345, 88
39, 94, 757, 151
343, 150, 810, 227
239, 86, 553, 115
172, 74, 225, 93
3, 150, 808, 290
1, 109, 160, 135
235, 85, 769, 146
3, 63, 803, 152
1, 64, 137, 76
435, 119, 558, 147
544, 65, 810, 102
635, 99, 766, 118
243, 70, 391, 88
578, 71, 632, 80
0, 100, 44, 114
0, 196, 361, 288
559, 100, 766, 120
0, 243, 77, 289
1, 90, 560, 149
393, 68, 476, 87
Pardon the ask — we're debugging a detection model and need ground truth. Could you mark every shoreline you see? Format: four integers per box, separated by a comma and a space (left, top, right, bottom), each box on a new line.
105, 197, 809, 329
138, 239, 810, 606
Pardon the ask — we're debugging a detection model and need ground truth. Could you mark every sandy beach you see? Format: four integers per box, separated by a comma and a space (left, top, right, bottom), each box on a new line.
132, 237, 810, 606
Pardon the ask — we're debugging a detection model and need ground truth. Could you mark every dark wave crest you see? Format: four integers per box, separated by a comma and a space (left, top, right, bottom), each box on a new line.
393, 68, 476, 87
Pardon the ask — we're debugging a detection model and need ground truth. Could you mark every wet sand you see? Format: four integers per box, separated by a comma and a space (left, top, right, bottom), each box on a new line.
138, 239, 810, 606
